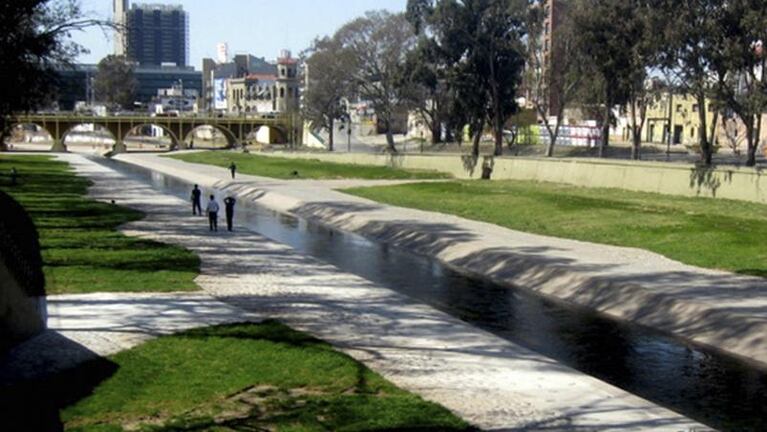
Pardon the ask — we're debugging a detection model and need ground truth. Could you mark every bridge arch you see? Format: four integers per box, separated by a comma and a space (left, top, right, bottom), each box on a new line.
61, 124, 117, 152
252, 125, 289, 145
3, 123, 57, 152
121, 124, 181, 152
182, 124, 238, 150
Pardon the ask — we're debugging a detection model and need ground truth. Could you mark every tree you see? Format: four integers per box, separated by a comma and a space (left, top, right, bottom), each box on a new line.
0, 0, 103, 149
571, 0, 635, 157
400, 37, 452, 144
336, 11, 418, 153
303, 36, 353, 151
656, 0, 730, 165
525, 0, 585, 157
711, 0, 767, 167
431, 0, 528, 156
94, 55, 137, 110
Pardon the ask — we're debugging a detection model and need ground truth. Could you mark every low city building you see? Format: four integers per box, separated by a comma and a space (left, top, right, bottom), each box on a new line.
642, 93, 717, 146
226, 74, 277, 114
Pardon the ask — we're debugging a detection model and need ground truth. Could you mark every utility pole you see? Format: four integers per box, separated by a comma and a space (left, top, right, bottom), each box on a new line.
177, 79, 183, 115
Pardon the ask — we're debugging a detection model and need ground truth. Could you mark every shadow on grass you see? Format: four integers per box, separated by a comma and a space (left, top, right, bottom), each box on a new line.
1, 353, 118, 431
1, 156, 200, 294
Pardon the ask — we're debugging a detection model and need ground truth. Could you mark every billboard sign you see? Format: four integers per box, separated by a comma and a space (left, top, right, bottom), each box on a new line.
214, 79, 227, 110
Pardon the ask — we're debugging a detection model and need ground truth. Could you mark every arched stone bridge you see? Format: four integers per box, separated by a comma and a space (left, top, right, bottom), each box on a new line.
8, 113, 302, 153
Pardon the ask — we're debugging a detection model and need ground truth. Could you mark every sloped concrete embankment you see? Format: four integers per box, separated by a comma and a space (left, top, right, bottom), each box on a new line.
116, 154, 767, 368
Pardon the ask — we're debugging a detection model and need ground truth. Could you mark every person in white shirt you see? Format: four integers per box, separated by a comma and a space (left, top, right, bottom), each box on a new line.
206, 195, 220, 232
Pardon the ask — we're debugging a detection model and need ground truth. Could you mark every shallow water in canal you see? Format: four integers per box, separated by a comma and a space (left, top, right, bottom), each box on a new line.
99, 157, 767, 431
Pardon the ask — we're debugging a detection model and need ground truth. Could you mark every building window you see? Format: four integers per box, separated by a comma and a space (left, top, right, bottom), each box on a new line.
676, 104, 683, 113
692, 104, 699, 112
691, 127, 696, 138
280, 88, 285, 98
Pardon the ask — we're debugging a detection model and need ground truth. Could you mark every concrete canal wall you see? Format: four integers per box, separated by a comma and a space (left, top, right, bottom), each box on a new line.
268, 152, 767, 204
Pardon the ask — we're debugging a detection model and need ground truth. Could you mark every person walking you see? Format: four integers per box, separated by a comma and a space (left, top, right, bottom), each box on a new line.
9, 167, 18, 186
224, 196, 237, 232
206, 195, 220, 232
229, 162, 237, 179
191, 184, 202, 216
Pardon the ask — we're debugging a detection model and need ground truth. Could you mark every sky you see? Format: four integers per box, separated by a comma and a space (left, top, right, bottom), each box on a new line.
71, 0, 407, 68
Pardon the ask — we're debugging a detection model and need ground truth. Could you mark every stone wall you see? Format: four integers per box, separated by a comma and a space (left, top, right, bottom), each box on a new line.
0, 191, 46, 352
268, 152, 767, 204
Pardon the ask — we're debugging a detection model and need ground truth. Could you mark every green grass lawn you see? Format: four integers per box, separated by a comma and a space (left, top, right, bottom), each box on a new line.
344, 180, 767, 278
53, 321, 471, 432
0, 155, 199, 294
166, 151, 452, 180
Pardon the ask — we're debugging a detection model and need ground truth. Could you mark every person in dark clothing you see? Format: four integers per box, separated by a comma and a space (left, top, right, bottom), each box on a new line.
191, 185, 202, 216
224, 196, 237, 232
206, 195, 219, 232
9, 167, 18, 186
229, 162, 237, 179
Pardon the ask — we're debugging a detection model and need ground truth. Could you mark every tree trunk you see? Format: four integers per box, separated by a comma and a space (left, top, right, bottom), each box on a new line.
599, 85, 612, 158
493, 121, 503, 156
327, 119, 334, 152
746, 120, 757, 167
546, 122, 558, 158
0, 120, 7, 151
697, 93, 712, 166
472, 122, 482, 158
431, 120, 441, 145
630, 99, 640, 161
385, 130, 397, 153
708, 110, 719, 150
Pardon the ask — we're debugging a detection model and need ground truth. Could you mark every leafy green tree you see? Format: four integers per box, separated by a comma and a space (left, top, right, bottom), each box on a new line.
335, 11, 418, 153
656, 0, 730, 165
94, 55, 137, 110
571, 0, 632, 156
710, 0, 767, 166
400, 37, 452, 144
0, 0, 102, 149
303, 36, 353, 151
431, 0, 528, 156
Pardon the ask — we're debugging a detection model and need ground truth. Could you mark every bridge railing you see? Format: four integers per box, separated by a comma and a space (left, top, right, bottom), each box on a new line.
12, 112, 292, 124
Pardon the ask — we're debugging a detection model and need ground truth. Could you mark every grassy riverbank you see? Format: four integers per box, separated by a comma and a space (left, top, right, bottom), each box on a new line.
53, 322, 471, 431
0, 155, 199, 294
166, 151, 452, 180
345, 180, 767, 277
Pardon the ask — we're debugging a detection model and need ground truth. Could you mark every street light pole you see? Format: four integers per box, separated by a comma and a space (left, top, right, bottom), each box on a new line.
177, 79, 183, 115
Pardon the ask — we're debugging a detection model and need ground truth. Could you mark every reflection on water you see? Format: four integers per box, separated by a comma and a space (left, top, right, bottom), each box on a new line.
100, 157, 767, 431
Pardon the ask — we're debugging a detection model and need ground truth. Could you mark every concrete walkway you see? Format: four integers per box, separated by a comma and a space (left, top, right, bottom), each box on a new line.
1, 293, 256, 385
12, 153, 702, 431
117, 152, 767, 368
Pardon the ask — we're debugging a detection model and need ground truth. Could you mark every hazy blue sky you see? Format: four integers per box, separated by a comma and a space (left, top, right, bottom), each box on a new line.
71, 0, 407, 68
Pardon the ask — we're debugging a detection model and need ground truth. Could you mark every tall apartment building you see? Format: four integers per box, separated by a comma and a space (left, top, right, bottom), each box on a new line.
541, 0, 568, 118
113, 0, 128, 56
123, 3, 189, 67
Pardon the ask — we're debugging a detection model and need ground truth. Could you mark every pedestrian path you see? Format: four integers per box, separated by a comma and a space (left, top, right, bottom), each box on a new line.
0, 292, 255, 386
118, 152, 767, 367
31, 154, 707, 431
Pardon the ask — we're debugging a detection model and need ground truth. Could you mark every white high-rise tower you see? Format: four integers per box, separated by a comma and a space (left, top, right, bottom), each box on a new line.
114, 0, 129, 56
216, 43, 229, 64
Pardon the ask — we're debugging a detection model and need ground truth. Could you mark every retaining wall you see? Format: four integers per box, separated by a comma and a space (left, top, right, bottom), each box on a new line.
269, 152, 767, 204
